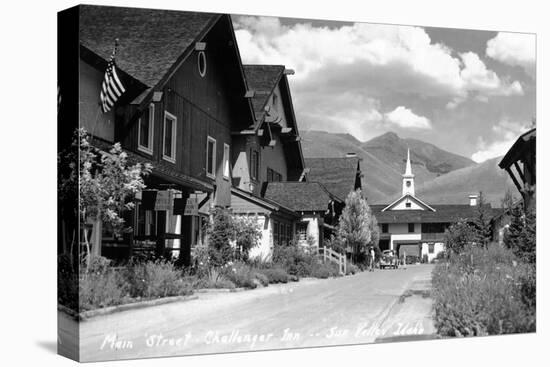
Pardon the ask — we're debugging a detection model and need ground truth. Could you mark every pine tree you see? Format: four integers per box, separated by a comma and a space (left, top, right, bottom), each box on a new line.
504, 204, 536, 264
472, 191, 492, 247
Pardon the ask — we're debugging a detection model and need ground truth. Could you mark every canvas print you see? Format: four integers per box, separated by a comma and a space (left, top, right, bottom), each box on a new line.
57, 4, 536, 362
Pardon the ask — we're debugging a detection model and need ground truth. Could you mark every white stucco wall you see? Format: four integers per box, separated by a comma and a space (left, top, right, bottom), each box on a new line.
295, 216, 320, 249
390, 233, 422, 251
248, 215, 272, 261
421, 242, 445, 262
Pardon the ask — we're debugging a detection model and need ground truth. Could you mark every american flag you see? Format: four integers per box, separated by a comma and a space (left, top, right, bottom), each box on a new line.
100, 40, 126, 113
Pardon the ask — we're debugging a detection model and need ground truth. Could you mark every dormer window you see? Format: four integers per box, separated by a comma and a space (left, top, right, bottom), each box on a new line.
138, 103, 154, 155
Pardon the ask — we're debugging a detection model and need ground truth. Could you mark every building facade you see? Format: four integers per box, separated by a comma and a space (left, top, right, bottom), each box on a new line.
371, 150, 496, 262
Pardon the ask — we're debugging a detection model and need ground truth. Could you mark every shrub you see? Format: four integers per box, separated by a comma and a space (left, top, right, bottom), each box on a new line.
58, 254, 79, 311
432, 244, 536, 337
309, 261, 340, 279
259, 267, 290, 284
222, 262, 259, 289
233, 215, 262, 261
125, 260, 193, 299
198, 267, 236, 289
207, 208, 236, 266
79, 257, 129, 311
346, 263, 359, 275
254, 272, 270, 287
272, 243, 318, 277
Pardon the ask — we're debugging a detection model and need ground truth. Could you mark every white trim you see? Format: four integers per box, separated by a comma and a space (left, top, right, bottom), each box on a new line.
138, 103, 155, 155
223, 143, 230, 180
206, 136, 216, 179
162, 111, 177, 163
198, 51, 207, 77
381, 194, 436, 212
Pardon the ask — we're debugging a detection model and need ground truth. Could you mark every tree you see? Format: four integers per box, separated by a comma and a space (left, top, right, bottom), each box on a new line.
233, 215, 262, 261
206, 207, 235, 266
504, 203, 536, 264
444, 219, 476, 256
337, 189, 373, 262
79, 128, 152, 260
472, 191, 492, 247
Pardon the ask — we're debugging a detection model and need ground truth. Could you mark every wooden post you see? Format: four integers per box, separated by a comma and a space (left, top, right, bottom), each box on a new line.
323, 246, 327, 263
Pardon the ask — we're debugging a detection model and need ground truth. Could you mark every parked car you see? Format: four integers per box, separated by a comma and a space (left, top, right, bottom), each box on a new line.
379, 250, 399, 269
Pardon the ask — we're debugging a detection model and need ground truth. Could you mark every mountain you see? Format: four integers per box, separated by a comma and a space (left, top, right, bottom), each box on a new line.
414, 157, 517, 206
301, 130, 513, 206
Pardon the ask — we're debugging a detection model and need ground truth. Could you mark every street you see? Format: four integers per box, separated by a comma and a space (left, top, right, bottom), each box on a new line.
70, 264, 436, 361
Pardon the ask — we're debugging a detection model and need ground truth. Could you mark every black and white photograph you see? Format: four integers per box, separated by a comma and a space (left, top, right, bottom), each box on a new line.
2, 1, 544, 366
54, 3, 539, 363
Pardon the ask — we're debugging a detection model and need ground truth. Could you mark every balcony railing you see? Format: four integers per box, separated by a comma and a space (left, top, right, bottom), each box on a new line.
421, 232, 446, 242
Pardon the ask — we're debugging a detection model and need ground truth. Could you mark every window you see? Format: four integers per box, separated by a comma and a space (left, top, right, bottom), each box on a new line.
272, 93, 278, 111
198, 51, 207, 77
408, 223, 415, 233
296, 222, 308, 241
267, 167, 282, 182
286, 224, 292, 245
406, 180, 411, 187
273, 221, 279, 246
206, 136, 216, 178
223, 143, 230, 179
250, 149, 259, 181
382, 223, 389, 233
428, 243, 435, 254
405, 202, 412, 208
138, 103, 154, 154
162, 111, 177, 163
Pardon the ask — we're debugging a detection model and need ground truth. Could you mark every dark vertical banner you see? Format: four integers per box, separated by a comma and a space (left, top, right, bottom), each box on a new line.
57, 5, 81, 362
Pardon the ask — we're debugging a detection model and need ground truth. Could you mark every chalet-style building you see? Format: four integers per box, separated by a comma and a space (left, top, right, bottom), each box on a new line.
304, 156, 363, 201
370, 150, 497, 262
79, 6, 257, 264
498, 128, 536, 210
229, 64, 307, 259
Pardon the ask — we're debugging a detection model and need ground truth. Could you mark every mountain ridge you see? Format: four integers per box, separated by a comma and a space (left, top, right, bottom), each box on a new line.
301, 130, 514, 206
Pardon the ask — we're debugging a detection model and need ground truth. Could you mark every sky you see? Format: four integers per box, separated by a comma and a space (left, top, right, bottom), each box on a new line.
232, 16, 536, 163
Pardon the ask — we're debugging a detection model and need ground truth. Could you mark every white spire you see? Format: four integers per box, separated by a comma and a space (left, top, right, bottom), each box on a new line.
402, 149, 415, 196
404, 148, 413, 177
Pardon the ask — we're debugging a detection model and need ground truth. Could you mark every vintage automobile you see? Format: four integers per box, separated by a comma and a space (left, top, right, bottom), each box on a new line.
379, 250, 399, 269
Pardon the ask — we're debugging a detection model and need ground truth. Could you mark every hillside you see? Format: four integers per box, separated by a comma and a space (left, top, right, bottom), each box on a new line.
301, 130, 513, 206
413, 157, 516, 206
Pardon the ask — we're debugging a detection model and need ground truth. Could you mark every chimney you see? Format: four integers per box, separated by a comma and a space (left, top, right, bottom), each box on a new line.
469, 194, 478, 206
345, 152, 357, 158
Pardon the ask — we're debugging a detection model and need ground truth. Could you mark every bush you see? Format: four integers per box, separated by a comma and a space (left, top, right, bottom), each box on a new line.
79, 256, 193, 311
125, 260, 193, 299
346, 263, 359, 275
259, 267, 290, 284
272, 243, 318, 277
432, 244, 535, 337
79, 257, 129, 311
309, 261, 340, 279
197, 267, 236, 289
58, 254, 78, 311
222, 262, 259, 289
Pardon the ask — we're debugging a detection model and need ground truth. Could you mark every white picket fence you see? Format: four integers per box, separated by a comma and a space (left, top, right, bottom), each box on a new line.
319, 246, 347, 275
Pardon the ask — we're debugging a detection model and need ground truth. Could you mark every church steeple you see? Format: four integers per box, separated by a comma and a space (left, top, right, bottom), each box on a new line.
402, 149, 415, 196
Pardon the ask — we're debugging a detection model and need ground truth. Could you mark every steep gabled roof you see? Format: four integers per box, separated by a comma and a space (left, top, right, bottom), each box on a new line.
304, 157, 361, 201
381, 194, 436, 212
243, 65, 285, 123
499, 127, 536, 169
79, 5, 219, 88
370, 204, 500, 224
263, 182, 341, 212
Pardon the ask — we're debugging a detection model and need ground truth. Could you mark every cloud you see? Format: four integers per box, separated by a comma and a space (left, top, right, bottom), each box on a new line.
234, 16, 524, 107
471, 119, 531, 162
486, 32, 536, 78
384, 106, 431, 129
